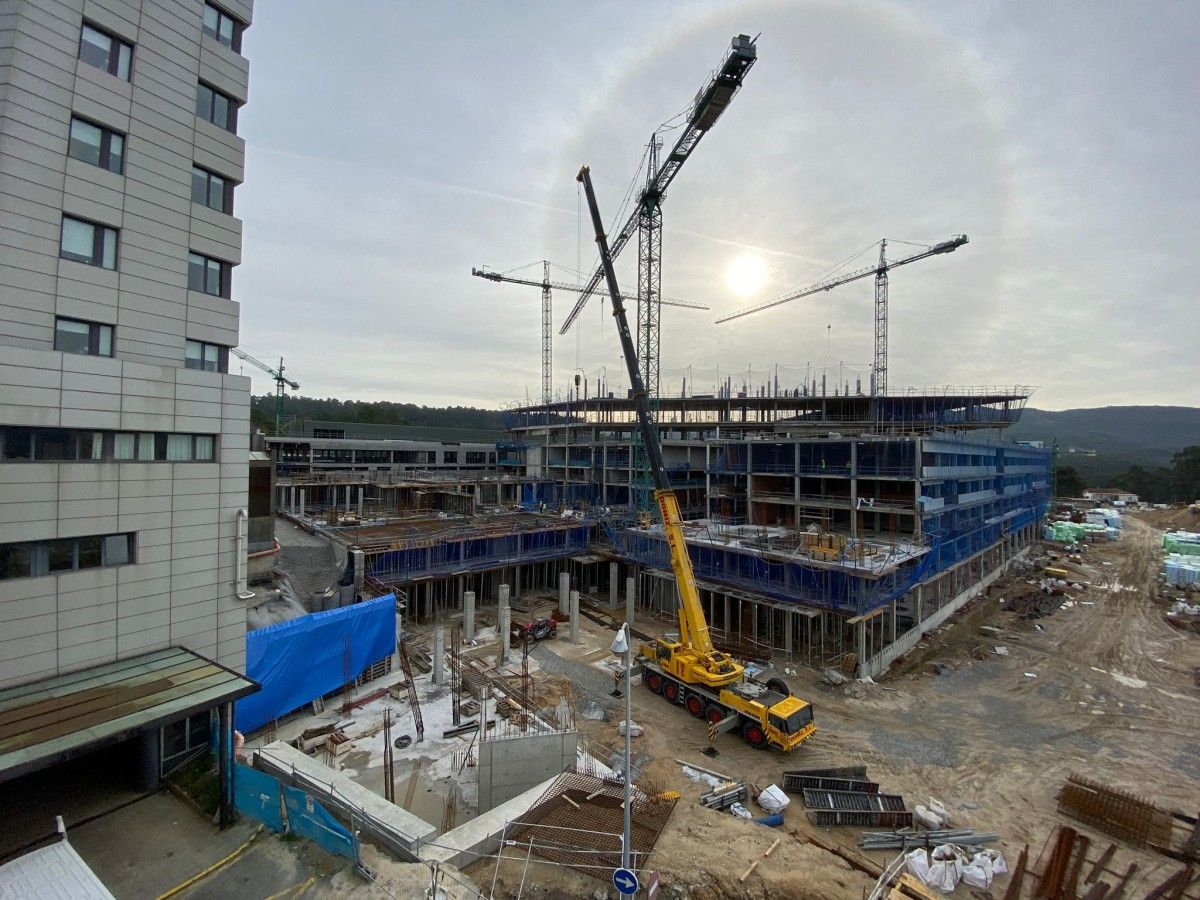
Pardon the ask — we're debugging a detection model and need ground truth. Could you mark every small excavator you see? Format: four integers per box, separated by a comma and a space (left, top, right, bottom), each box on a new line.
577, 166, 816, 752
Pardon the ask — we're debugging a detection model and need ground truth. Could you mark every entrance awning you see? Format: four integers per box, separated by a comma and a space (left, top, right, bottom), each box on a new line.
0, 647, 258, 781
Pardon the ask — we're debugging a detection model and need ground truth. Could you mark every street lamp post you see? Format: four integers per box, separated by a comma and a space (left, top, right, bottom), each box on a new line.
611, 623, 633, 872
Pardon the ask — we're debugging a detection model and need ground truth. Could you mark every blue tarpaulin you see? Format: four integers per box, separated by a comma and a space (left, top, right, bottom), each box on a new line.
233, 763, 285, 832
236, 594, 396, 733
283, 785, 357, 860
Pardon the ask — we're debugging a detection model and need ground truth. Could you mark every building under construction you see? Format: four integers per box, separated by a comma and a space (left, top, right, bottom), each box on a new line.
270, 386, 1050, 678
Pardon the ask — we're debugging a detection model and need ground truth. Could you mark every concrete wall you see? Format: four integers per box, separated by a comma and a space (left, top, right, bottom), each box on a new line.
0, 0, 254, 687
477, 730, 578, 812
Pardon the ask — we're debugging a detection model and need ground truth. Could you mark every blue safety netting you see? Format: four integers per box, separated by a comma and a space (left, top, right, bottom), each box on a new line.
283, 785, 357, 860
236, 594, 396, 733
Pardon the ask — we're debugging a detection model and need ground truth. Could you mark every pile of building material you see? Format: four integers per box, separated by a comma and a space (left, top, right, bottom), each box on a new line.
784, 765, 912, 828
1164, 531, 1200, 556
700, 780, 749, 812
859, 829, 998, 851
1057, 773, 1173, 849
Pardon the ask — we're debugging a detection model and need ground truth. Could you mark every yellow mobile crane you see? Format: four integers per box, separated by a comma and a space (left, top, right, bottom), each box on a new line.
578, 166, 815, 752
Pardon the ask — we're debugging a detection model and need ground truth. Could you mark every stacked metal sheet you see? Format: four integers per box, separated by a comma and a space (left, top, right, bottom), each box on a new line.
782, 773, 880, 794
801, 788, 912, 828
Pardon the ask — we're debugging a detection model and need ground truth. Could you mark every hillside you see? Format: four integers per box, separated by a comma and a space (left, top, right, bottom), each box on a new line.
1010, 405, 1200, 469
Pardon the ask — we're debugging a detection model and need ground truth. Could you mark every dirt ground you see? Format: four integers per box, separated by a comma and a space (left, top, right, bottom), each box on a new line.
472, 515, 1200, 899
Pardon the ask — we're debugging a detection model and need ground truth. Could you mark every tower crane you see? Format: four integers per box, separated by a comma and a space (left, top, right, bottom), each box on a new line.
470, 263, 709, 406
558, 34, 758, 400
578, 163, 814, 751
231, 347, 299, 436
715, 235, 969, 396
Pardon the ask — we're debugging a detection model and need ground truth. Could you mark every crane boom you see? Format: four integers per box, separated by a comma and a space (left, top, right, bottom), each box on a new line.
558, 34, 758, 337
470, 267, 709, 310
232, 347, 299, 436
714, 235, 968, 324
577, 165, 721, 661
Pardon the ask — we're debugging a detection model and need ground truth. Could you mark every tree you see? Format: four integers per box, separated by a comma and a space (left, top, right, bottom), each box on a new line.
1172, 445, 1200, 502
1055, 465, 1085, 498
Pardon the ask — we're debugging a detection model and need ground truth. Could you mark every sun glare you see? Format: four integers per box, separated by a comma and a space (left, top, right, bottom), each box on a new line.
723, 253, 768, 297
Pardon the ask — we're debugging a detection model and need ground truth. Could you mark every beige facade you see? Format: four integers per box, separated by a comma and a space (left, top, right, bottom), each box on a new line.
0, 0, 254, 687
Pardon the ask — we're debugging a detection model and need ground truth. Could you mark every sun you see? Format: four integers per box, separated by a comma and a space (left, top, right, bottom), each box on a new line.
723, 253, 768, 297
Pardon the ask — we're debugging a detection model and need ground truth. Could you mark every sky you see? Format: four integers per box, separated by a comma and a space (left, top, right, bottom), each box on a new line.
233, 1, 1198, 411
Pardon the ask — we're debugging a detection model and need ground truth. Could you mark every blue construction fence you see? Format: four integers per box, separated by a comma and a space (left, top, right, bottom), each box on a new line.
236, 594, 396, 733
233, 764, 357, 860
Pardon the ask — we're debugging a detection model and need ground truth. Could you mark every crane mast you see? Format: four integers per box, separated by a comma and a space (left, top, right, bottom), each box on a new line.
716, 234, 968, 396
559, 34, 758, 400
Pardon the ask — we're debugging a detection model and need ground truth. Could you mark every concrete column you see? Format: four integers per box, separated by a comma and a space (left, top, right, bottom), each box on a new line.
558, 571, 570, 613
856, 619, 867, 678
724, 595, 730, 634
463, 591, 476, 641
498, 583, 510, 610
569, 590, 580, 643
432, 626, 445, 684
850, 441, 859, 538
498, 606, 511, 664
784, 609, 793, 655
299, 488, 306, 517
625, 576, 636, 626
514, 566, 521, 599
608, 562, 619, 609
357, 486, 364, 518
891, 600, 898, 642
351, 549, 365, 599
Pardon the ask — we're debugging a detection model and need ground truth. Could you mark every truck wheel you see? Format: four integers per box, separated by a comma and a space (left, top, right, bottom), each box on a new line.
685, 694, 704, 718
743, 722, 768, 750
705, 704, 725, 725
663, 681, 680, 703
765, 677, 790, 696
645, 672, 664, 695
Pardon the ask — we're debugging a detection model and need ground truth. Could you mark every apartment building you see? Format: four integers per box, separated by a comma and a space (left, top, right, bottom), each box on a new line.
0, 0, 257, 810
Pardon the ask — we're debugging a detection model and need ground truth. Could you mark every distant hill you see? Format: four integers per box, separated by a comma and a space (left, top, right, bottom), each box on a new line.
1010, 405, 1200, 474
253, 395, 505, 433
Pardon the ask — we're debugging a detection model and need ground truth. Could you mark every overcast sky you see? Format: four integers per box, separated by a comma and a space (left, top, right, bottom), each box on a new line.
233, 1, 1198, 411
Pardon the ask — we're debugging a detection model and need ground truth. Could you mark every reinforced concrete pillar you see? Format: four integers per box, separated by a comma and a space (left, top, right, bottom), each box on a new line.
608, 562, 619, 609
498, 605, 511, 664
784, 610, 793, 655
514, 566, 521, 599
891, 600, 898, 642
558, 571, 569, 613
432, 626, 445, 684
463, 591, 476, 641
569, 590, 580, 643
625, 576, 636, 626
498, 583, 510, 611
351, 549, 364, 599
299, 489, 306, 518
357, 486, 364, 518
857, 619, 867, 678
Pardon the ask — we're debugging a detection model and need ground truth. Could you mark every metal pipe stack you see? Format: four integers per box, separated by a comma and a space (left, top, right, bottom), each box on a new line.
858, 829, 999, 851
700, 781, 748, 811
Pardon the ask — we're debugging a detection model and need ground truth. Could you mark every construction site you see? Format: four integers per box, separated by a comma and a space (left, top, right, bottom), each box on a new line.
1, 10, 1196, 900
206, 32, 1199, 900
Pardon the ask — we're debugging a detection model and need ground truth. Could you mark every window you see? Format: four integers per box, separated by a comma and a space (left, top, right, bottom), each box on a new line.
188, 252, 229, 297
195, 81, 236, 131
0, 427, 217, 463
161, 711, 211, 775
54, 317, 113, 357
191, 165, 233, 213
0, 532, 136, 580
443, 451, 458, 464
312, 428, 345, 440
185, 339, 228, 372
61, 216, 117, 269
68, 117, 125, 174
79, 22, 132, 80
202, 3, 243, 52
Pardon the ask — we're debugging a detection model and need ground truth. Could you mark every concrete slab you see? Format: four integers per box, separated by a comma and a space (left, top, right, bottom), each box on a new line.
421, 775, 558, 869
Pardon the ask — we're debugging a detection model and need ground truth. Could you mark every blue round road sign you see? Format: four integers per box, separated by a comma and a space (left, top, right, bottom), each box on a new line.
613, 867, 639, 895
